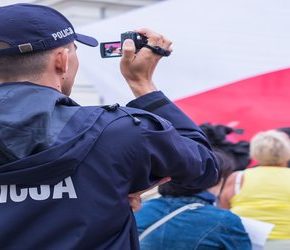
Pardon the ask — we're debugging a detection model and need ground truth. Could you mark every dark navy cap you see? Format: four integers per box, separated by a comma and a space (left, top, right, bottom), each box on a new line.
0, 3, 98, 56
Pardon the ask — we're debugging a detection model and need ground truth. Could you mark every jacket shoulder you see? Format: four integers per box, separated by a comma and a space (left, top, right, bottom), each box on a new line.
93, 105, 172, 131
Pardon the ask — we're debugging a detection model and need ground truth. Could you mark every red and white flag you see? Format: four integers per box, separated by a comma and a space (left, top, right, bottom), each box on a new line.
77, 0, 290, 140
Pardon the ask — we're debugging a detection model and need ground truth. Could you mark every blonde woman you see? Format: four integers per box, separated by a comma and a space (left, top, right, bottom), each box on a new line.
219, 130, 290, 248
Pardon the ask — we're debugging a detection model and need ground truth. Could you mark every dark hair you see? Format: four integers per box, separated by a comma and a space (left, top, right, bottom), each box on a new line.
0, 42, 64, 81
214, 150, 236, 182
158, 122, 249, 197
158, 150, 235, 197
199, 123, 250, 171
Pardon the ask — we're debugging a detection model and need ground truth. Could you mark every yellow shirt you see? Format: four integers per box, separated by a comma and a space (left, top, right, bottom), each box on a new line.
230, 167, 290, 239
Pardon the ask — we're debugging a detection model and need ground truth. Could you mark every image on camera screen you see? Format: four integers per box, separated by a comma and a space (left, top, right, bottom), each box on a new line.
100, 42, 122, 58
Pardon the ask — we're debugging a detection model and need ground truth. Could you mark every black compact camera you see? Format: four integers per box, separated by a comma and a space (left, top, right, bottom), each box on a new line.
121, 31, 148, 51
100, 31, 148, 58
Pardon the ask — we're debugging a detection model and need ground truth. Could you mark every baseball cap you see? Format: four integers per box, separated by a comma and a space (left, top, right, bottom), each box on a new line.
0, 3, 98, 56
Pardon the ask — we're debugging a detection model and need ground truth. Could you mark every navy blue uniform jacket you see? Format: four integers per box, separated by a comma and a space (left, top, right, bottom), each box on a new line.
0, 82, 219, 249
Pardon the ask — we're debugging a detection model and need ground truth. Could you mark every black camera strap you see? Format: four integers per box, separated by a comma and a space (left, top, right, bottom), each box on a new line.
143, 44, 171, 57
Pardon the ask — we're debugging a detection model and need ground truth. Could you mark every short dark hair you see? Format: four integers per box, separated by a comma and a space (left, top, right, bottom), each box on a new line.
0, 42, 50, 80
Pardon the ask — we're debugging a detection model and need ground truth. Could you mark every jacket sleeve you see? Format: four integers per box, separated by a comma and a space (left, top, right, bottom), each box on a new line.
220, 214, 252, 250
126, 91, 219, 193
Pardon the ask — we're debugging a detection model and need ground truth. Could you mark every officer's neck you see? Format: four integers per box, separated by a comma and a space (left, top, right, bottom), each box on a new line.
0, 73, 62, 93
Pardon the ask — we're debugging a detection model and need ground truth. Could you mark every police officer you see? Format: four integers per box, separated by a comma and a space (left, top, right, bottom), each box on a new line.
0, 3, 219, 249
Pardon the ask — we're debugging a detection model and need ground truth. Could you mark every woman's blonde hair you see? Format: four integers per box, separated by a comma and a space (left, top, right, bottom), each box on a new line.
250, 130, 290, 166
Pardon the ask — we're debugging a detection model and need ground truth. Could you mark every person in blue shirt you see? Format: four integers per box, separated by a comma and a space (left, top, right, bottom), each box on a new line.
0, 4, 219, 250
135, 150, 251, 250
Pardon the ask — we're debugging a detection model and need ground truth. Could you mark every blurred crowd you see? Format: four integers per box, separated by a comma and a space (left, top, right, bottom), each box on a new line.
134, 124, 290, 250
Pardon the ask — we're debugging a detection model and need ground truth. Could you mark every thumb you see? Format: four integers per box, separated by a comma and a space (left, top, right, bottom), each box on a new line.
121, 39, 136, 61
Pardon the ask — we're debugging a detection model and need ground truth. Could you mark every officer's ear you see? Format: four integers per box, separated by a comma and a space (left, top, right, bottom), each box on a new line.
54, 47, 69, 75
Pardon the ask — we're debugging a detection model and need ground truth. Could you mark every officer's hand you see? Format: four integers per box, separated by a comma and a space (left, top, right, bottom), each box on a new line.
120, 28, 172, 98
128, 177, 171, 212
128, 195, 142, 212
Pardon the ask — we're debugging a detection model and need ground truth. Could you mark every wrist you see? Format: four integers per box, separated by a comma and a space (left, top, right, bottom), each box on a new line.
127, 81, 157, 97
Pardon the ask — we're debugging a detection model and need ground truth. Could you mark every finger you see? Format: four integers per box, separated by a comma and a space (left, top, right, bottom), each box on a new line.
161, 36, 173, 50
129, 196, 141, 212
157, 177, 172, 186
136, 28, 172, 55
148, 34, 164, 47
135, 28, 163, 45
121, 39, 136, 62
134, 27, 153, 37
129, 177, 172, 196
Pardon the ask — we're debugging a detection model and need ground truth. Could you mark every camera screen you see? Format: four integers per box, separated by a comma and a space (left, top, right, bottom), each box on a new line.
100, 42, 122, 58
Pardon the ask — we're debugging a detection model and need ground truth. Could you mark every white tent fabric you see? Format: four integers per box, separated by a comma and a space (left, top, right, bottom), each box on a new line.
76, 0, 290, 105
